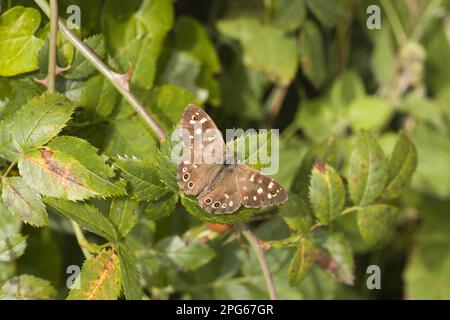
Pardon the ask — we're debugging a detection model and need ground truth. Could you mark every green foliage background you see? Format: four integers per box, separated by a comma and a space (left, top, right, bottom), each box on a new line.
0, 0, 449, 300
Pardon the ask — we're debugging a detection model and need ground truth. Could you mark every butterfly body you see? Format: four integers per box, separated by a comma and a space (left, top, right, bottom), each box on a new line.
177, 105, 288, 214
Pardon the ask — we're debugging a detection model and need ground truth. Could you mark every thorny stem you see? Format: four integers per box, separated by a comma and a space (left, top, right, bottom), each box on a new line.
239, 223, 278, 300
33, 0, 166, 140
34, 0, 277, 300
47, 0, 58, 93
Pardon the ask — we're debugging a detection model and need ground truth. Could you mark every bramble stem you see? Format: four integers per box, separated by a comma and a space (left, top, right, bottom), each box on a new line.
33, 0, 166, 140
239, 223, 278, 300
47, 0, 58, 93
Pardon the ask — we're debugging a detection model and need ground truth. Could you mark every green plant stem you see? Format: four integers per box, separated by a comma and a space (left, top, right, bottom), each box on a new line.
381, 0, 407, 46
239, 223, 278, 300
411, 0, 442, 41
33, 0, 166, 141
47, 0, 58, 93
265, 85, 288, 127
70, 220, 93, 259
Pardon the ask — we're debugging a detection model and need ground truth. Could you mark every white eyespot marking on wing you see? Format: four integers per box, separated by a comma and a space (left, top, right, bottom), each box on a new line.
182, 167, 187, 173
188, 181, 194, 188
250, 174, 255, 182
200, 118, 207, 124
268, 182, 274, 189
253, 195, 257, 201
182, 173, 190, 181
268, 194, 272, 199
221, 203, 227, 208
257, 187, 263, 194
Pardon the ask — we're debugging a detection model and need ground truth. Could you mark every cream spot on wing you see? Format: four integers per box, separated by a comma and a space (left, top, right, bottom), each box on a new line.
250, 174, 255, 182
253, 195, 257, 201
195, 128, 202, 135
195, 112, 200, 115
182, 167, 187, 172
257, 187, 263, 194
267, 194, 272, 199
224, 193, 230, 199
268, 182, 274, 189
200, 118, 207, 124
229, 201, 234, 206
193, 164, 198, 168
189, 135, 194, 139
244, 196, 248, 200
221, 203, 227, 208
257, 178, 263, 184
183, 160, 190, 164
208, 136, 216, 142
189, 120, 196, 124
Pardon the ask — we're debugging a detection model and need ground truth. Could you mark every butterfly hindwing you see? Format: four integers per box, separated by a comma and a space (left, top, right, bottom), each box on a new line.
237, 165, 288, 208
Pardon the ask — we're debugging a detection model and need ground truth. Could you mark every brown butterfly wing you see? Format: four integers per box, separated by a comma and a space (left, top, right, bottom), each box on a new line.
196, 166, 242, 214
236, 165, 288, 208
177, 155, 222, 196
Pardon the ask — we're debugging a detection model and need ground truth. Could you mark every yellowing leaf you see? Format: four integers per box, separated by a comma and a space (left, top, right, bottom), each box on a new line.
18, 147, 125, 201
309, 162, 345, 224
0, 274, 56, 299
0, 7, 44, 76
1, 177, 48, 227
288, 237, 316, 286
67, 249, 122, 300
348, 131, 387, 206
357, 204, 398, 248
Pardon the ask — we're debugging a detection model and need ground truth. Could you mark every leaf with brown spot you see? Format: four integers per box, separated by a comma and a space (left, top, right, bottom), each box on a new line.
67, 249, 122, 300
18, 147, 126, 201
1, 177, 48, 227
288, 237, 316, 286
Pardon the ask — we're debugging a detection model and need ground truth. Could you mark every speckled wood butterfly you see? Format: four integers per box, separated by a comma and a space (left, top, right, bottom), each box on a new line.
176, 105, 288, 214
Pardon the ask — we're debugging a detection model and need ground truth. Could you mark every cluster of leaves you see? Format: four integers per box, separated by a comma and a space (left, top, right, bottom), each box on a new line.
0, 0, 449, 300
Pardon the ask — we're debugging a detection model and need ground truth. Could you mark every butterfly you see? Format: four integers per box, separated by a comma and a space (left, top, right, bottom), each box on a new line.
176, 104, 288, 214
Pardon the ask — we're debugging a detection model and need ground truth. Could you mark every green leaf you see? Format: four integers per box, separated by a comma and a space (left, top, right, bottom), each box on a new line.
67, 249, 122, 300
0, 6, 44, 76
348, 131, 387, 206
312, 229, 355, 285
19, 147, 125, 201
348, 97, 393, 130
145, 193, 178, 221
0, 201, 21, 240
64, 73, 120, 121
0, 274, 56, 299
63, 34, 106, 80
309, 162, 345, 224
330, 70, 365, 109
145, 84, 197, 133
156, 136, 179, 193
104, 0, 174, 89
217, 18, 297, 85
44, 198, 117, 241
288, 237, 316, 286
0, 233, 27, 262
117, 242, 143, 300
1, 177, 48, 227
280, 194, 313, 234
272, 0, 306, 31
306, 0, 345, 28
174, 17, 221, 73
109, 198, 139, 238
404, 197, 450, 299
155, 236, 215, 271
181, 195, 256, 224
9, 93, 75, 153
299, 20, 327, 88
226, 131, 273, 170
104, 117, 158, 162
357, 204, 398, 248
113, 156, 169, 201
384, 133, 418, 199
